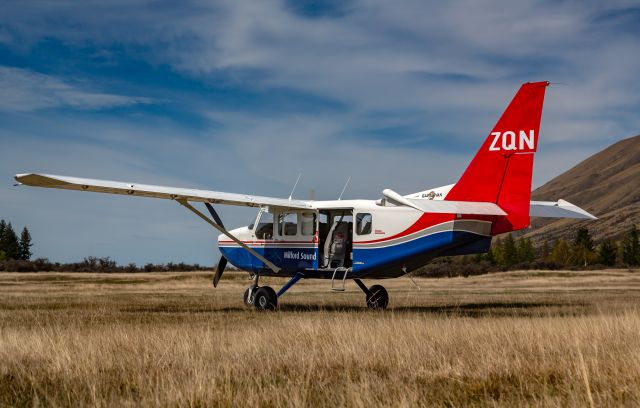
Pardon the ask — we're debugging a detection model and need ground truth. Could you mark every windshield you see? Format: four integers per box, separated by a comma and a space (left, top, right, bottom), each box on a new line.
248, 212, 258, 230
255, 211, 274, 239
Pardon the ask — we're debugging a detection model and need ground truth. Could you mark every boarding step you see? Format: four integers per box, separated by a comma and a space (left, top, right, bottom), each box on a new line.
331, 267, 351, 292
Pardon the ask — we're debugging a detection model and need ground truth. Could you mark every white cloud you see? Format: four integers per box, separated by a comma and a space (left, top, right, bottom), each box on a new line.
0, 67, 151, 112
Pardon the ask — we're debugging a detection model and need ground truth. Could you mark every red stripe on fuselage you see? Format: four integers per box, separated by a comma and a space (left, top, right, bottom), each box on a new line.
355, 213, 496, 244
356, 213, 454, 244
218, 240, 314, 244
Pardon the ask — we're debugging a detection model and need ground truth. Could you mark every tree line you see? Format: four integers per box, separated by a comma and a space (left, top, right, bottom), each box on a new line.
0, 218, 212, 272
0, 219, 32, 261
487, 226, 639, 268
415, 225, 640, 278
0, 256, 213, 273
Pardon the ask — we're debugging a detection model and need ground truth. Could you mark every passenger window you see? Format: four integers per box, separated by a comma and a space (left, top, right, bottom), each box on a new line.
356, 213, 372, 235
255, 212, 274, 239
301, 212, 316, 236
278, 212, 298, 236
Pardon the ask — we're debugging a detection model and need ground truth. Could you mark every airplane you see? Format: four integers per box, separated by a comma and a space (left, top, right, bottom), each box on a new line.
14, 81, 596, 311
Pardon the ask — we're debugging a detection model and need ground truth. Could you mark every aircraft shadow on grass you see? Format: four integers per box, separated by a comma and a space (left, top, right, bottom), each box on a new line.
271, 301, 591, 318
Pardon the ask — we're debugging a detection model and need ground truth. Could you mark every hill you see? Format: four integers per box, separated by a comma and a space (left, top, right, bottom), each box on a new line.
525, 134, 640, 244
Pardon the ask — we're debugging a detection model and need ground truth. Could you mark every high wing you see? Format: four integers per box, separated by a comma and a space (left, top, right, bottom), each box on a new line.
14, 173, 312, 210
530, 200, 597, 219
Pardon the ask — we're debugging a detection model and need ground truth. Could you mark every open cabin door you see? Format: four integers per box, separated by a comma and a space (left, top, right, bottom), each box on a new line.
318, 210, 354, 270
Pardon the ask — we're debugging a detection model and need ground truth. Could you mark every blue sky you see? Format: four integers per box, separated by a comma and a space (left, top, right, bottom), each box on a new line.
1, 0, 639, 265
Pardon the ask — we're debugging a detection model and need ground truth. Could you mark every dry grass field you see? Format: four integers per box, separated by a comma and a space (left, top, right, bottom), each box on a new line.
1, 269, 640, 407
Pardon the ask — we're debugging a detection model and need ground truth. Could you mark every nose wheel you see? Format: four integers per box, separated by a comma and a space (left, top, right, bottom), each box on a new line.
244, 285, 277, 310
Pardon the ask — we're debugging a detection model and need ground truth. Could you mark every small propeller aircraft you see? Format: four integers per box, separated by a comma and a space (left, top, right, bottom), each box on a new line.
15, 81, 596, 310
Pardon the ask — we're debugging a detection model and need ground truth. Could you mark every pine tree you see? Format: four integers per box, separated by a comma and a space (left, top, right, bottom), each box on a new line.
551, 239, 571, 266
485, 245, 495, 265
502, 234, 518, 267
0, 219, 6, 255
598, 239, 617, 266
517, 237, 535, 263
573, 227, 596, 267
574, 227, 594, 251
19, 227, 33, 261
539, 240, 551, 262
622, 225, 640, 266
491, 237, 503, 266
0, 223, 20, 260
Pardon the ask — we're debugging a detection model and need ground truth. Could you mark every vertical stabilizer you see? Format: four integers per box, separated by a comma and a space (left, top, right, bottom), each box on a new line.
445, 81, 549, 234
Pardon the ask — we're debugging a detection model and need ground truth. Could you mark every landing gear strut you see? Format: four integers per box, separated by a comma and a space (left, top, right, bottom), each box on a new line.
244, 274, 278, 311
243, 286, 254, 307
354, 279, 389, 310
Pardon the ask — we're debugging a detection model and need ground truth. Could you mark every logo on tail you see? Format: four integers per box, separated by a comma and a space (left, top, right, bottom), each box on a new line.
488, 130, 536, 152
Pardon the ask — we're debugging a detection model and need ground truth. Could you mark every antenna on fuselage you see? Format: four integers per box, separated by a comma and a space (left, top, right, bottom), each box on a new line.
288, 172, 302, 201
338, 176, 351, 200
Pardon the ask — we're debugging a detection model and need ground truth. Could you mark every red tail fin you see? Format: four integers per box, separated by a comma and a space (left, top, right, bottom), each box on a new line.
445, 81, 549, 234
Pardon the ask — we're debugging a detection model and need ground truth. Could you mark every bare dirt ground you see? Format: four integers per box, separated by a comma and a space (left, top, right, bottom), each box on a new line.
1, 269, 640, 407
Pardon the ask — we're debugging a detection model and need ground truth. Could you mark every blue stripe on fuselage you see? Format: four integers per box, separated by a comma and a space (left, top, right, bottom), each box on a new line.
219, 245, 317, 274
219, 230, 489, 277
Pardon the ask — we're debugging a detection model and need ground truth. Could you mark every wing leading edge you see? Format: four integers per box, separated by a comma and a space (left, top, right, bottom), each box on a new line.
14, 173, 312, 210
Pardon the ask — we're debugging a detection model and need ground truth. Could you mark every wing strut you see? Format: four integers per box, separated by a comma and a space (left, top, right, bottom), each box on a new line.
176, 199, 281, 274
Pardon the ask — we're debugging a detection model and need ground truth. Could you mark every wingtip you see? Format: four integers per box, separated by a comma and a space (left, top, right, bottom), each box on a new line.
14, 173, 37, 185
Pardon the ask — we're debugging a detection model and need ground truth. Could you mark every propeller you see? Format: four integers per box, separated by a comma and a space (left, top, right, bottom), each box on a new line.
204, 203, 225, 228
213, 256, 227, 288
206, 203, 227, 288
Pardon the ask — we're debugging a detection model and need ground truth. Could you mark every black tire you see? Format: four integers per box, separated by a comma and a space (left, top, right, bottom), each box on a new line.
254, 286, 278, 310
366, 285, 389, 310
243, 287, 255, 307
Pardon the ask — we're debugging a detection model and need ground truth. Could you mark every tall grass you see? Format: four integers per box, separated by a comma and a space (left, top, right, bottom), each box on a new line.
1, 270, 640, 407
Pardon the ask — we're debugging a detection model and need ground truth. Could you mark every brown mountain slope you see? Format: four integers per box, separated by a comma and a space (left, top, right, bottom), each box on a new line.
525, 134, 640, 244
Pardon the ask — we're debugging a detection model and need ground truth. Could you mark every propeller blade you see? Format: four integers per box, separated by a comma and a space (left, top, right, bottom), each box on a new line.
213, 256, 227, 288
204, 203, 225, 229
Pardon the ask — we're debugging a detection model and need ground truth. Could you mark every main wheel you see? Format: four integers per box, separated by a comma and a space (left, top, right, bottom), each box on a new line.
254, 286, 278, 310
366, 285, 389, 310
243, 287, 255, 307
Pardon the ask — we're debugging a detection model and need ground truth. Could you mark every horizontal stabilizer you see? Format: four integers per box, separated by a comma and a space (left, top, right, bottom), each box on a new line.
14, 173, 312, 210
381, 189, 506, 215
530, 200, 597, 219
405, 198, 508, 215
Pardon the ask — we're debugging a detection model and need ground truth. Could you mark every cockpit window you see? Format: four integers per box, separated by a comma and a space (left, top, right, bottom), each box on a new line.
248, 213, 257, 230
255, 212, 274, 239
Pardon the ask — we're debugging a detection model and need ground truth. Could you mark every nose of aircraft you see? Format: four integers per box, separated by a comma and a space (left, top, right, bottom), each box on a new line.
217, 226, 247, 245
217, 226, 253, 271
